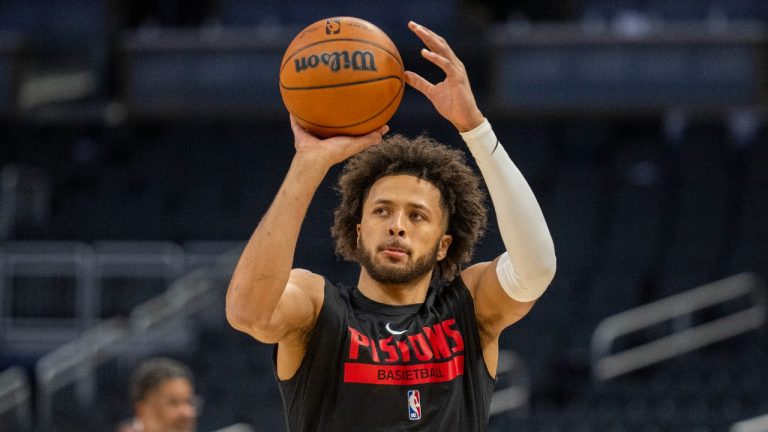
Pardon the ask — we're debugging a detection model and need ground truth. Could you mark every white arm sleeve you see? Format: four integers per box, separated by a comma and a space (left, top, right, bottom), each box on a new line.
460, 119, 556, 302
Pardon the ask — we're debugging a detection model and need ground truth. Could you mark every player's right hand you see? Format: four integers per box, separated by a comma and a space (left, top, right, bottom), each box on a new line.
290, 115, 388, 167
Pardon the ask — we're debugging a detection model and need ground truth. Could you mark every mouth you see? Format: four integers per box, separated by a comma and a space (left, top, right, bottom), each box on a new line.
379, 243, 410, 258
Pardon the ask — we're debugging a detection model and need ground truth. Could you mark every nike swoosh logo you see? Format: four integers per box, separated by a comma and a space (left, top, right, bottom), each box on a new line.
385, 323, 407, 335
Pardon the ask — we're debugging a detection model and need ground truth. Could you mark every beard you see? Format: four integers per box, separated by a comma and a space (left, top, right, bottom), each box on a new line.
356, 237, 440, 285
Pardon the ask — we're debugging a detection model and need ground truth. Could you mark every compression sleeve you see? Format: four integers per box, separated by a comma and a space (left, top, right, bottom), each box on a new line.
460, 119, 556, 302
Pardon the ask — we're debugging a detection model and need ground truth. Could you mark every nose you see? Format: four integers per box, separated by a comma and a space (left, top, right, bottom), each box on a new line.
180, 404, 197, 422
180, 398, 198, 419
388, 212, 406, 237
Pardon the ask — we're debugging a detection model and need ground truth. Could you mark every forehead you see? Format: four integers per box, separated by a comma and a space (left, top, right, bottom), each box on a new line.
365, 174, 443, 208
150, 377, 193, 399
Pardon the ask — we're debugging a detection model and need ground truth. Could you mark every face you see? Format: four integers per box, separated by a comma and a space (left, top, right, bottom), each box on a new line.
136, 378, 197, 432
356, 175, 452, 285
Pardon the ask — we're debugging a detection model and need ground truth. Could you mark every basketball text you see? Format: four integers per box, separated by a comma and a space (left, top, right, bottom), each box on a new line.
342, 318, 466, 385
294, 50, 377, 73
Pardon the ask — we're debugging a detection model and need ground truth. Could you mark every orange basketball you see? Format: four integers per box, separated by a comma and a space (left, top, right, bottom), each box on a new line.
279, 17, 405, 138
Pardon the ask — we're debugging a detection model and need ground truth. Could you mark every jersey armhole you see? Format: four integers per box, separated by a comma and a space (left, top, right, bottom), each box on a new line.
273, 276, 337, 384
455, 275, 498, 383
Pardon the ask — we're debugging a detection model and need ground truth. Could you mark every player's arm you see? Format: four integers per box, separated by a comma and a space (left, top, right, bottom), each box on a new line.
459, 121, 556, 335
226, 116, 387, 344
405, 21, 556, 336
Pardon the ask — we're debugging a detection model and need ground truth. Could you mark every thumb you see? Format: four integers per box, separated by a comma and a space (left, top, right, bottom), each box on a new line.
289, 114, 314, 139
359, 124, 389, 148
343, 125, 390, 154
367, 124, 390, 143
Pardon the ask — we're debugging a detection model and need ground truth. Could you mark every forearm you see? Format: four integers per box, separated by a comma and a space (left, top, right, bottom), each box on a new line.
461, 119, 556, 297
226, 154, 328, 328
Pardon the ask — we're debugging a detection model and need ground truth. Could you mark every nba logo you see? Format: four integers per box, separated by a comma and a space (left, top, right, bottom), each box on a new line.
407, 389, 421, 420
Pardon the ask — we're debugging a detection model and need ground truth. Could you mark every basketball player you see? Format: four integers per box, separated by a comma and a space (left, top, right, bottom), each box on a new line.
117, 358, 198, 432
226, 21, 556, 431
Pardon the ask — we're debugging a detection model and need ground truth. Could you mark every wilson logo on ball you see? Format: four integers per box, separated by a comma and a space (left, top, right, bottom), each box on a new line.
294, 51, 377, 73
325, 19, 341, 35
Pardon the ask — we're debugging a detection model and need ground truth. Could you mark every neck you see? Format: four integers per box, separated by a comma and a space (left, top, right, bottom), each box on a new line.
356, 269, 433, 305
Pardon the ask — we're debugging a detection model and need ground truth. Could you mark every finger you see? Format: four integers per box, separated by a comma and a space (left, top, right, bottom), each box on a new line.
340, 124, 388, 143
341, 125, 389, 154
289, 114, 310, 138
408, 21, 443, 55
409, 21, 459, 63
419, 48, 455, 75
404, 71, 434, 96
408, 21, 436, 51
363, 124, 389, 143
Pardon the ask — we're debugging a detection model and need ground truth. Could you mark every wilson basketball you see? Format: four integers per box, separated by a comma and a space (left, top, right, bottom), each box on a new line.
279, 17, 405, 138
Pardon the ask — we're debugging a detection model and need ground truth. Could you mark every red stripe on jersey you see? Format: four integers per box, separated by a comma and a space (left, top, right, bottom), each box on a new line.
343, 355, 464, 385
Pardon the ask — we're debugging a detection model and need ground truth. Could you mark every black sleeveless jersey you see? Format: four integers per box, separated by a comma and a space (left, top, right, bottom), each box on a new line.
275, 277, 496, 431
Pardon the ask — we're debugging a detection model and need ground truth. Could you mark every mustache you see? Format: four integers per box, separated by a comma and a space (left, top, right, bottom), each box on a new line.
378, 241, 411, 254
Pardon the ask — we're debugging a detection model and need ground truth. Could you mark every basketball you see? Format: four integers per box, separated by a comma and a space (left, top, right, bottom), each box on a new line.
279, 17, 405, 138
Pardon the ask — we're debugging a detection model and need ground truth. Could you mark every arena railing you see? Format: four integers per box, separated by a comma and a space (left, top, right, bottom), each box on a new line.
731, 412, 768, 432
0, 240, 243, 357
0, 366, 32, 431
489, 349, 531, 417
590, 272, 767, 381
33, 246, 240, 431
35, 317, 128, 431
0, 241, 97, 356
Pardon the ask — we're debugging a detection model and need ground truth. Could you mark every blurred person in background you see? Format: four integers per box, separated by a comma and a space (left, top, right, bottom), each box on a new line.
117, 357, 198, 432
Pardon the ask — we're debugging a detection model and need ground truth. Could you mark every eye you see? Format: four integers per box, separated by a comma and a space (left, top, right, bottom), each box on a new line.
410, 212, 426, 222
373, 207, 388, 216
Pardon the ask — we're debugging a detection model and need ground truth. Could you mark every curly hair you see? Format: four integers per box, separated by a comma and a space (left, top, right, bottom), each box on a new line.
331, 134, 487, 281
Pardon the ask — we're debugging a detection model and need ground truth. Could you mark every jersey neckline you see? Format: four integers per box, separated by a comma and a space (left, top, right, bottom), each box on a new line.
350, 286, 425, 316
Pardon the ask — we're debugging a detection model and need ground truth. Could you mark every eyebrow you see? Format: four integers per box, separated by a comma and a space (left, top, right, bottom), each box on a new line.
371, 199, 432, 213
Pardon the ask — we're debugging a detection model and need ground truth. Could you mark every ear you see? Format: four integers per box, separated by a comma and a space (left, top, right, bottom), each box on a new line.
134, 401, 146, 419
356, 224, 361, 246
436, 234, 452, 261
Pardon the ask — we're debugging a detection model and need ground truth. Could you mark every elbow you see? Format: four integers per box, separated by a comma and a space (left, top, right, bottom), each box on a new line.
225, 297, 251, 332
538, 242, 557, 283
540, 253, 557, 288
225, 301, 241, 328
545, 253, 557, 282
225, 281, 270, 332
226, 300, 275, 336
526, 239, 557, 286
522, 253, 557, 292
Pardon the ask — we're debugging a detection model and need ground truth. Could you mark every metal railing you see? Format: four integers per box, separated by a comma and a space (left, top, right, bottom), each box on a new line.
591, 272, 767, 381
489, 349, 530, 416
732, 412, 768, 432
0, 366, 31, 431
35, 317, 128, 430
0, 240, 243, 355
33, 247, 239, 431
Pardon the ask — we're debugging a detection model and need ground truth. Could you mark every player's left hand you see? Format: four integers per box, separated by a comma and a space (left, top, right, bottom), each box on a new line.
405, 21, 485, 132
